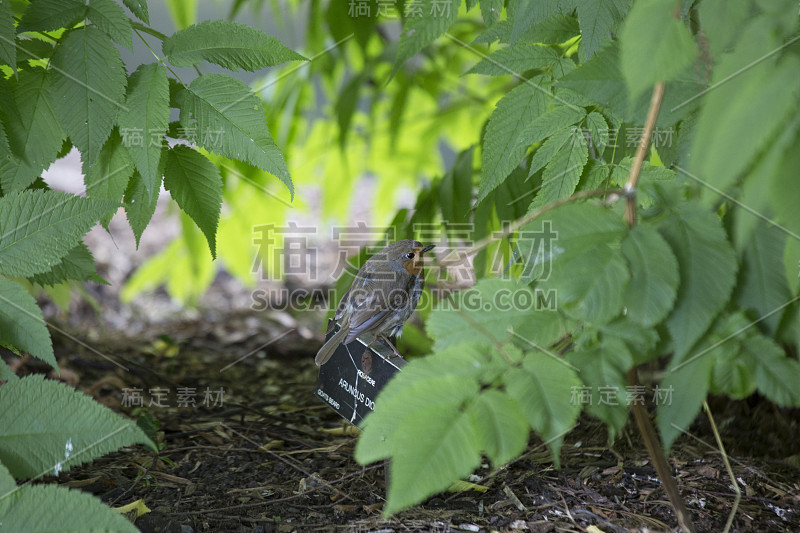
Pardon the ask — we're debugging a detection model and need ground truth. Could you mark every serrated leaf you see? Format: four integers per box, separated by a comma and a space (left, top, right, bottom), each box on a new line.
710, 345, 755, 400
557, 42, 698, 127
467, 42, 559, 75
585, 111, 608, 154
566, 340, 633, 439
504, 351, 581, 465
119, 62, 169, 201
621, 223, 679, 327
163, 20, 306, 71
0, 482, 139, 532
468, 389, 529, 466
659, 206, 737, 362
17, 0, 86, 33
49, 26, 127, 165
576, 0, 630, 61
123, 171, 159, 248
0, 0, 15, 67
177, 74, 293, 198
355, 345, 491, 513
480, 0, 502, 26
83, 129, 134, 227
519, 105, 586, 149
439, 147, 473, 226
690, 53, 798, 204
479, 79, 550, 203
29, 242, 106, 286
392, 0, 460, 77
619, 0, 697, 102
657, 348, 713, 451
164, 146, 222, 258
427, 279, 539, 350
87, 0, 133, 50
520, 202, 627, 281
526, 127, 572, 179
0, 190, 118, 277
0, 67, 65, 192
122, 0, 149, 23
736, 221, 792, 335
0, 374, 155, 479
531, 133, 588, 208
0, 278, 55, 368
385, 395, 481, 515
507, 0, 561, 45
743, 335, 800, 407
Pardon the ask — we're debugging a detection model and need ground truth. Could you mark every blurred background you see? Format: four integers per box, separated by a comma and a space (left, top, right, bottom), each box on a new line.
39, 0, 500, 351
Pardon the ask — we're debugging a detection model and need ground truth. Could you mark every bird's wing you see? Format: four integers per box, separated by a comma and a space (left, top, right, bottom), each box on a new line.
343, 272, 410, 344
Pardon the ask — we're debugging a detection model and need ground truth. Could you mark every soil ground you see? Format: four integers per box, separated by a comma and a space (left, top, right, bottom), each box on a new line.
12, 308, 799, 533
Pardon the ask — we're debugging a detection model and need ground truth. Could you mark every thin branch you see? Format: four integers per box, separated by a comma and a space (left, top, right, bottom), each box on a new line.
704, 401, 740, 533
623, 82, 665, 227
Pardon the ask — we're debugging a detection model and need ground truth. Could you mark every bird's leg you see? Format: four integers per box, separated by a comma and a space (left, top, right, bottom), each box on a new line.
379, 335, 402, 359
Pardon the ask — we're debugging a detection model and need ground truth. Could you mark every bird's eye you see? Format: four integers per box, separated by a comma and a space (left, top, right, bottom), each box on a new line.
405, 252, 415, 259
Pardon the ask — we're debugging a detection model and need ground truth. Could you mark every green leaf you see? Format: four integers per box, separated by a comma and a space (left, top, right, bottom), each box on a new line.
657, 347, 713, 451
122, 0, 149, 23
87, 0, 133, 50
743, 335, 800, 407
0, 482, 139, 533
480, 0, 502, 26
659, 205, 737, 362
49, 26, 127, 165
82, 129, 134, 227
467, 389, 529, 467
385, 396, 481, 515
619, 0, 697, 102
526, 127, 572, 179
0, 190, 118, 278
123, 171, 159, 248
355, 345, 487, 464
479, 79, 550, 203
736, 221, 792, 335
392, 0, 460, 77
427, 279, 540, 350
439, 147, 474, 226
177, 74, 293, 198
0, 374, 156, 479
526, 203, 629, 324
163, 20, 306, 71
519, 105, 586, 149
0, 67, 66, 193
504, 351, 581, 465
531, 133, 588, 208
576, 0, 630, 61
566, 340, 633, 439
164, 146, 223, 258
466, 42, 559, 75
29, 243, 106, 286
0, 0, 15, 67
557, 42, 697, 127
690, 51, 798, 203
621, 223, 679, 327
335, 73, 363, 149
18, 0, 85, 33
164, 0, 196, 29
584, 111, 608, 154
119, 62, 169, 201
0, 278, 55, 369
711, 344, 755, 400
507, 0, 561, 45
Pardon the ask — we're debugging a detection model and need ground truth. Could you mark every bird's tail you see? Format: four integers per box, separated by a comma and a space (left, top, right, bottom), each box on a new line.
315, 321, 351, 366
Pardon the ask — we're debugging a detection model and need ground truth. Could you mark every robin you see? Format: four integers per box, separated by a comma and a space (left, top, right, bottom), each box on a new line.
315, 240, 436, 366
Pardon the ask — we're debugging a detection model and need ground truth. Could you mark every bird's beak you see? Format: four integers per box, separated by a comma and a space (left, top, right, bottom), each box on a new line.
421, 244, 436, 254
